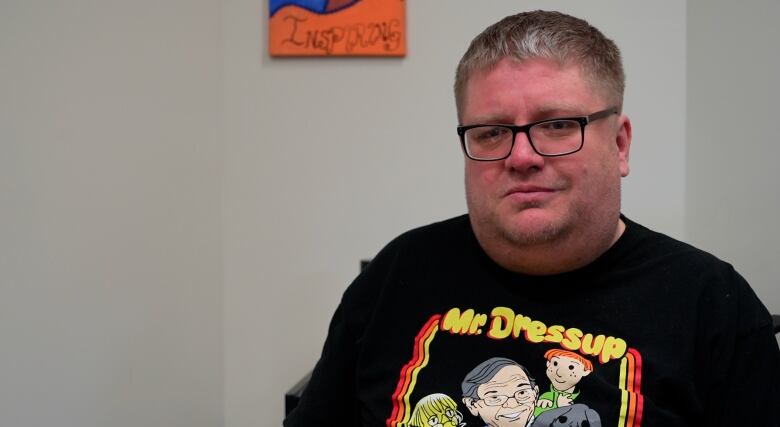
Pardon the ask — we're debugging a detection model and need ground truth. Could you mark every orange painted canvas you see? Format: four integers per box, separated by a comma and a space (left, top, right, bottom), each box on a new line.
269, 0, 406, 56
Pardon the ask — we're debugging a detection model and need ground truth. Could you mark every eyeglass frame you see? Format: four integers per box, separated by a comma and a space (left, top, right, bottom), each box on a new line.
456, 106, 619, 161
477, 385, 537, 407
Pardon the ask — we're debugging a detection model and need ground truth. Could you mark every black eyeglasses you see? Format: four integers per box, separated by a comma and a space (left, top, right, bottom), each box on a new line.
457, 107, 618, 161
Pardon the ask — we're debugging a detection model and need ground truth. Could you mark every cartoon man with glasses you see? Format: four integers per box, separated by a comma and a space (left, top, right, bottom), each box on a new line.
462, 357, 539, 427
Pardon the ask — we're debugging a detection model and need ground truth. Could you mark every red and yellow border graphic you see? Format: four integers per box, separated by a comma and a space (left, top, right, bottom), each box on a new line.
386, 315, 440, 427
618, 348, 644, 427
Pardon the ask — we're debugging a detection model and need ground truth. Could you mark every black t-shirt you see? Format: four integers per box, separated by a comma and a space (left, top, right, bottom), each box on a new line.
284, 215, 780, 427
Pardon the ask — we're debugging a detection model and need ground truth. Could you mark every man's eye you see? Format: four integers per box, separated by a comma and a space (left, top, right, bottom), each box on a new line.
473, 126, 510, 142
428, 415, 440, 425
445, 409, 455, 418
483, 396, 502, 405
549, 120, 576, 129
537, 120, 579, 134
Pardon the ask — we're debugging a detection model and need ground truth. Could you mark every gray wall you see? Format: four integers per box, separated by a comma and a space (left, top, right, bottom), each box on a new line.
0, 1, 776, 427
1, 1, 222, 426
687, 0, 780, 314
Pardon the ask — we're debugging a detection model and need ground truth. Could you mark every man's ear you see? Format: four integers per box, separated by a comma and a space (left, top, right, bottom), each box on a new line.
616, 114, 632, 178
462, 397, 479, 416
581, 369, 591, 377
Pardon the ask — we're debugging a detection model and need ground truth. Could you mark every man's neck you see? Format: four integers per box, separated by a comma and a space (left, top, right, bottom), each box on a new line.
475, 219, 625, 275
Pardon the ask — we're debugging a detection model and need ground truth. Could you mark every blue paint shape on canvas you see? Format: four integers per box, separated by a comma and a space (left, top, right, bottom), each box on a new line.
270, 0, 360, 17
270, 0, 327, 17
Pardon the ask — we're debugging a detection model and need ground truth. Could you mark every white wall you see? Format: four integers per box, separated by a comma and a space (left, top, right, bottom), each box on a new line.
222, 1, 686, 426
0, 1, 222, 426
687, 0, 780, 314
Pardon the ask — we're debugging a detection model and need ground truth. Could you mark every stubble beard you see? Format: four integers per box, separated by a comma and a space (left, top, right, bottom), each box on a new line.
491, 203, 579, 247
477, 199, 580, 248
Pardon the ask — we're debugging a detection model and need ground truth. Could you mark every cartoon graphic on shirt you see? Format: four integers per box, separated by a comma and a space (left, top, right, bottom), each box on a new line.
533, 403, 602, 427
386, 307, 645, 427
535, 349, 593, 417
461, 357, 539, 427
409, 393, 465, 427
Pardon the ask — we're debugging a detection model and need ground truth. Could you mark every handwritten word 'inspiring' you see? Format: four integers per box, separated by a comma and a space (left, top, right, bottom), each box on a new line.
280, 15, 402, 55
440, 307, 628, 364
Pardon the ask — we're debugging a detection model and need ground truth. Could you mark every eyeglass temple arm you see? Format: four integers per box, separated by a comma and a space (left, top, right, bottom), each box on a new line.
586, 106, 619, 123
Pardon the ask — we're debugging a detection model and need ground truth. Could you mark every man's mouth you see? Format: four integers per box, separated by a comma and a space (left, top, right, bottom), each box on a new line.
496, 407, 529, 421
502, 185, 556, 205
497, 412, 522, 421
503, 185, 555, 197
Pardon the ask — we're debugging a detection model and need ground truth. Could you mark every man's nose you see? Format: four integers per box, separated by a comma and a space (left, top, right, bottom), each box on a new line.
502, 397, 521, 408
504, 131, 545, 171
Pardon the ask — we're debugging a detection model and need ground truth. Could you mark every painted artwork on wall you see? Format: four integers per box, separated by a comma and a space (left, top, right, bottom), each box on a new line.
269, 0, 406, 57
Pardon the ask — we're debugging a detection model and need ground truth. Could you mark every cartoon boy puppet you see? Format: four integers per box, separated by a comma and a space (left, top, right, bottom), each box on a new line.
534, 349, 593, 417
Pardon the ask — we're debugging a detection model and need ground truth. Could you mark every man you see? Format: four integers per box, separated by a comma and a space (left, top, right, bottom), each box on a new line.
284, 10, 780, 427
461, 357, 539, 427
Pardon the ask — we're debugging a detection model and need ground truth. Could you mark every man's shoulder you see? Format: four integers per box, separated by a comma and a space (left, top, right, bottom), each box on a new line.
622, 216, 733, 271
338, 214, 475, 323
394, 213, 471, 243
345, 215, 473, 288
619, 216, 762, 307
625, 218, 774, 336
371, 214, 473, 260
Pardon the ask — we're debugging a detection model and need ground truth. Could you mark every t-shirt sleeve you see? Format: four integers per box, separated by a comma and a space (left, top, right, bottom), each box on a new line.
283, 234, 407, 427
701, 270, 780, 424
283, 301, 361, 427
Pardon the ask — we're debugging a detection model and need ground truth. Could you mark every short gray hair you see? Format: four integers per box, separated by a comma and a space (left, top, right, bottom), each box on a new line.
454, 10, 625, 120
461, 357, 536, 400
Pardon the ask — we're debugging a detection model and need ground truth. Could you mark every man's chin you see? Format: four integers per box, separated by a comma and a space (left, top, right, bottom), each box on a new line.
497, 210, 568, 246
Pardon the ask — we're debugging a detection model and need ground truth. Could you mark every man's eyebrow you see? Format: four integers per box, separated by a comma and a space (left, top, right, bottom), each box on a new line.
531, 105, 585, 119
464, 105, 587, 125
464, 114, 514, 125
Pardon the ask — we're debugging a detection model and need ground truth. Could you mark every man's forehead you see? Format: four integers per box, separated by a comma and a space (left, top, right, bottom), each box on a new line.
463, 60, 602, 117
462, 57, 609, 116
480, 366, 529, 389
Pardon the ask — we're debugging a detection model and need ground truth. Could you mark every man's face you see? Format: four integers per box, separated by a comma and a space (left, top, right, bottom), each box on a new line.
461, 57, 631, 252
546, 355, 591, 392
465, 365, 539, 427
